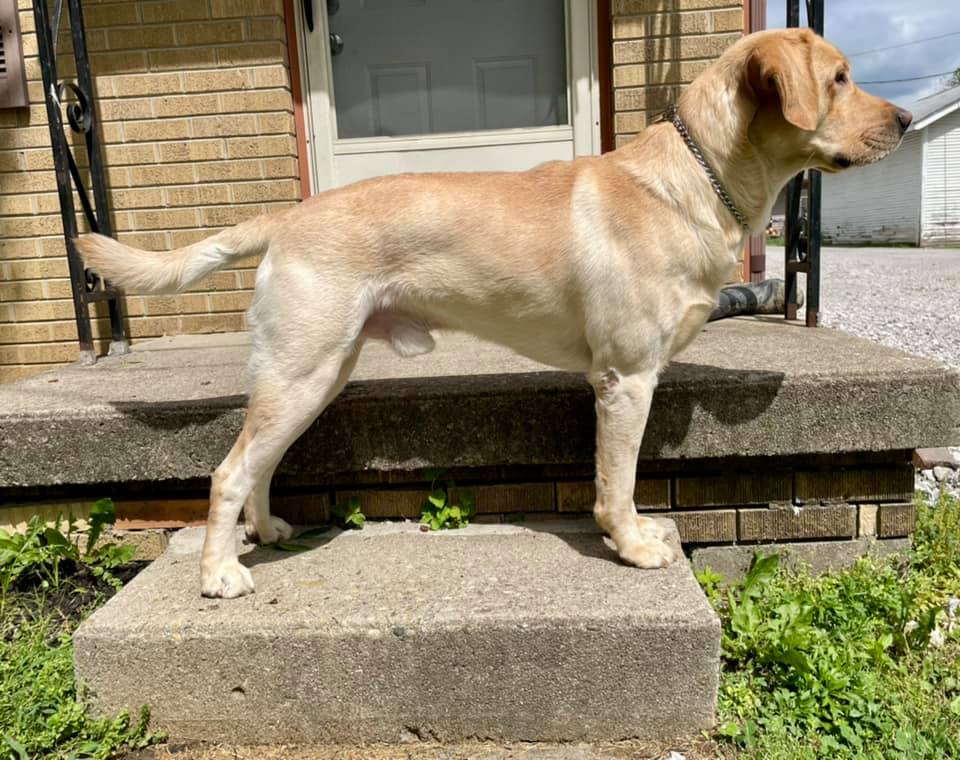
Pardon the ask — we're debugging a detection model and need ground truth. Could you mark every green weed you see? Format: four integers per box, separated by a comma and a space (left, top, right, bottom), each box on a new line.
332, 497, 366, 530
420, 472, 475, 531
705, 491, 960, 759
0, 499, 134, 611
0, 615, 157, 759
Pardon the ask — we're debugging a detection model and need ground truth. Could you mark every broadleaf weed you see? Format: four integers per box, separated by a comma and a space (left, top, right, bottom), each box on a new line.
420, 472, 475, 531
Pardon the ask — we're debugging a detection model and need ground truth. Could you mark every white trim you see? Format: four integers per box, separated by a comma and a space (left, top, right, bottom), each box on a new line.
333, 125, 574, 155
299, 4, 335, 194
571, 0, 602, 156
918, 127, 926, 246
291, 2, 317, 196
912, 100, 960, 132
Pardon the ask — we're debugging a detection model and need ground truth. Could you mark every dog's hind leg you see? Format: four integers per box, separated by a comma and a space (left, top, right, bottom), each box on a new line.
590, 368, 674, 568
200, 347, 361, 598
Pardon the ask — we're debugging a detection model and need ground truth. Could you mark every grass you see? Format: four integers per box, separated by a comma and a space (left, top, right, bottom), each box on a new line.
0, 611, 154, 760
0, 502, 162, 759
702, 490, 960, 759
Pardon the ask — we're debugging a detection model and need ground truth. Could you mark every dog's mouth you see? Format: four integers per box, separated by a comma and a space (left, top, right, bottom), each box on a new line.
819, 154, 853, 173
826, 137, 900, 172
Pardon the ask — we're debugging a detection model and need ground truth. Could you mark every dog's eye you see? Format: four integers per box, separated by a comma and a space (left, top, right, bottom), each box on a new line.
835, 71, 848, 85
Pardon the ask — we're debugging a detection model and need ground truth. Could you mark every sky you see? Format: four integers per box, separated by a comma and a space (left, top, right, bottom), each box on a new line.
765, 0, 960, 107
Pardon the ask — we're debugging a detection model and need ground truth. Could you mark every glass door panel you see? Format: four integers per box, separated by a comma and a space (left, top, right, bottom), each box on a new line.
329, 0, 568, 139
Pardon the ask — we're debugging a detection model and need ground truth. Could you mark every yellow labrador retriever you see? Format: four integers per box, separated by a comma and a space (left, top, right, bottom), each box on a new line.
78, 29, 910, 598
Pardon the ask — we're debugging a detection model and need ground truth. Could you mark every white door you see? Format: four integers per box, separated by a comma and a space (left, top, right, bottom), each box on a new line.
299, 0, 601, 191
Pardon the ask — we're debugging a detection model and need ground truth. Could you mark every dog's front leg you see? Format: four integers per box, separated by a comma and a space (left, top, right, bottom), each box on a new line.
590, 369, 674, 568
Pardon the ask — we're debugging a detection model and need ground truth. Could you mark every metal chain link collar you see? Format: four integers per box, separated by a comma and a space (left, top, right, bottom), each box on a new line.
660, 105, 751, 232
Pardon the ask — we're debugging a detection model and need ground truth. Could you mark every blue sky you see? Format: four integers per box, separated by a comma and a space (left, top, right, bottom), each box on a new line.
765, 0, 960, 106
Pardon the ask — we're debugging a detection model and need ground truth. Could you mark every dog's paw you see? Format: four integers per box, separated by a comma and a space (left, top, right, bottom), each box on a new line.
617, 537, 675, 569
244, 516, 294, 544
636, 515, 669, 541
201, 559, 255, 598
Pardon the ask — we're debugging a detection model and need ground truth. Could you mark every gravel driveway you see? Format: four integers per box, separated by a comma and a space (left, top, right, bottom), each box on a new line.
765, 245, 960, 368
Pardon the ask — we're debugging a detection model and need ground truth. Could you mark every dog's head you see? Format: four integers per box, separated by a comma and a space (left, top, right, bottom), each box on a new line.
740, 28, 911, 173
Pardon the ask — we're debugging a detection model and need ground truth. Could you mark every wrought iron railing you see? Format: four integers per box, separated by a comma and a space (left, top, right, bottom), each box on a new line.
783, 0, 824, 326
33, 0, 128, 364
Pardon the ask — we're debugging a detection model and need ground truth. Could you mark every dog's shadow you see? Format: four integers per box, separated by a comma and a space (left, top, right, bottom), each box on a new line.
644, 360, 785, 455
236, 521, 660, 579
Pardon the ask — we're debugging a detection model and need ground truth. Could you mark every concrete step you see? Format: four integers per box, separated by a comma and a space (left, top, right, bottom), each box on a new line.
3, 318, 958, 489
74, 519, 720, 745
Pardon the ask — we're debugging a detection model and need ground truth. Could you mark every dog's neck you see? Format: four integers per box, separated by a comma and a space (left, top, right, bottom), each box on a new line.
676, 64, 810, 233
610, 66, 805, 243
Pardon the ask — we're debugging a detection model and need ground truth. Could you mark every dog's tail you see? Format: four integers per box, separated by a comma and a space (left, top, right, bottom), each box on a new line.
75, 215, 274, 294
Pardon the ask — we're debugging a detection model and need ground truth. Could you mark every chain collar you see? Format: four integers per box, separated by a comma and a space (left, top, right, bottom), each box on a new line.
660, 105, 750, 232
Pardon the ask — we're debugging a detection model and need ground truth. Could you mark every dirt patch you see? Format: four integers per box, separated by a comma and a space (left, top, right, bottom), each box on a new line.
2, 561, 147, 637
127, 736, 730, 760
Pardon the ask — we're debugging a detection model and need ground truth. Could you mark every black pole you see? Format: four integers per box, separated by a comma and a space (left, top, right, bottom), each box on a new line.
66, 0, 128, 347
784, 174, 803, 321
806, 170, 821, 326
783, 0, 823, 327
806, 0, 823, 326
33, 0, 129, 364
34, 0, 95, 364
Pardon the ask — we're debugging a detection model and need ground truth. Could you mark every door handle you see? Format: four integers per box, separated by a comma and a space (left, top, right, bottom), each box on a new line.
330, 32, 344, 56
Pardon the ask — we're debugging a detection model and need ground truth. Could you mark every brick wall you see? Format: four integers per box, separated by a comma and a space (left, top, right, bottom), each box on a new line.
1, 456, 919, 546
611, 0, 744, 146
0, 0, 300, 383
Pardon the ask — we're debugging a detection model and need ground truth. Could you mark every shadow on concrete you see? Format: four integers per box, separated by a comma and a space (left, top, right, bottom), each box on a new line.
643, 361, 785, 456
234, 523, 666, 577
111, 395, 246, 430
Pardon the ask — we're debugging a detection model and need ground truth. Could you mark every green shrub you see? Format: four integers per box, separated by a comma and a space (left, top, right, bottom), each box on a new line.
332, 497, 366, 530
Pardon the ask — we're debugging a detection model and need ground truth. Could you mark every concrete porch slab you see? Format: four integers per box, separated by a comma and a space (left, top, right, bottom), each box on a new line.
1, 317, 958, 487
74, 518, 720, 744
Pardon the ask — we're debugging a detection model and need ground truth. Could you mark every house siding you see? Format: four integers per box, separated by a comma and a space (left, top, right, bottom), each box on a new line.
0, 0, 299, 383
920, 109, 960, 246
820, 130, 923, 245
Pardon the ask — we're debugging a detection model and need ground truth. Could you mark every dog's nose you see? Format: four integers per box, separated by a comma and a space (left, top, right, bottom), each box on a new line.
896, 109, 913, 134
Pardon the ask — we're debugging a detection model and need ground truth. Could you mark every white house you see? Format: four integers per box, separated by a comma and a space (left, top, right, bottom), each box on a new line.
821, 84, 960, 246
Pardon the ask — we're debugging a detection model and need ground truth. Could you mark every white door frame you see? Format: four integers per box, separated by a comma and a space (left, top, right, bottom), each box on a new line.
294, 1, 602, 194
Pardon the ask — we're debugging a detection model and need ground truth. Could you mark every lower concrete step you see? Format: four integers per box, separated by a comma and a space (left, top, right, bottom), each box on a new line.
74, 519, 720, 745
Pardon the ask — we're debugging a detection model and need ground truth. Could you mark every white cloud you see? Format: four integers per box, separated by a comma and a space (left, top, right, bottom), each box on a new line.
764, 0, 959, 105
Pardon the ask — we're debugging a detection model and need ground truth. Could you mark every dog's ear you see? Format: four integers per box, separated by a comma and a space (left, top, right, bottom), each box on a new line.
746, 35, 820, 131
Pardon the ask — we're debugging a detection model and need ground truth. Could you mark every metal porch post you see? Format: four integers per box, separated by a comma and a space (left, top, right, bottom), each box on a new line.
32, 0, 129, 364
784, 0, 824, 326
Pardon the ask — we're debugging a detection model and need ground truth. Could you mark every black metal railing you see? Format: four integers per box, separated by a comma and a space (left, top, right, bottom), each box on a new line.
33, 0, 128, 364
783, 0, 824, 326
